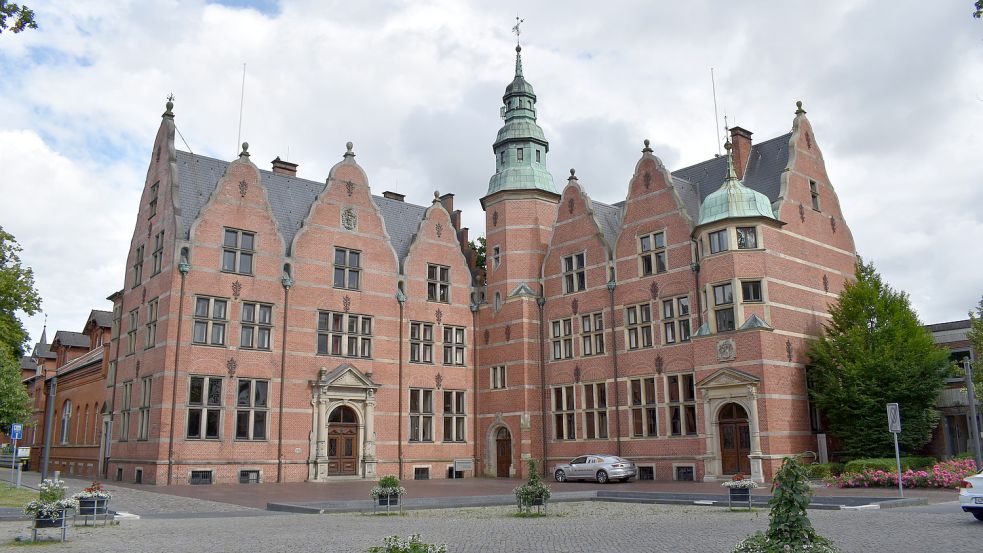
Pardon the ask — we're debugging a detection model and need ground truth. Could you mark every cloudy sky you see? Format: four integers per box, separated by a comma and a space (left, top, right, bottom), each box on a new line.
1, 0, 981, 346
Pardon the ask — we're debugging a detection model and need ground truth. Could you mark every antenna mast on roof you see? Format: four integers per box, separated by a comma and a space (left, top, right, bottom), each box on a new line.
236, 63, 246, 156
711, 67, 721, 157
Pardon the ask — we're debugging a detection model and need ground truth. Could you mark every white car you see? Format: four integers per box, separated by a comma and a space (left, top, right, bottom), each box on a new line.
959, 470, 983, 521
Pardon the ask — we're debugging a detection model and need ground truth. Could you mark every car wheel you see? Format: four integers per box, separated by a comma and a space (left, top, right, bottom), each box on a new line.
554, 469, 567, 483
596, 470, 609, 484
973, 512, 983, 521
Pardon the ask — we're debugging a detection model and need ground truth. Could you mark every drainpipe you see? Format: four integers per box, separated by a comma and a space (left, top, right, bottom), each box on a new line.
691, 240, 703, 327
606, 280, 622, 457
537, 295, 548, 476
166, 260, 190, 485
276, 271, 293, 483
41, 375, 56, 480
470, 303, 479, 469
396, 289, 406, 480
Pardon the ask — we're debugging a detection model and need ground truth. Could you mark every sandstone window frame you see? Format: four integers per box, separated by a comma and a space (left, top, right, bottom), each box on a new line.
708, 229, 729, 254
736, 226, 757, 250
583, 382, 609, 440
427, 264, 450, 303
741, 280, 763, 303
492, 246, 501, 270
639, 231, 667, 276
552, 385, 576, 440
662, 295, 691, 345
409, 321, 434, 363
187, 375, 223, 440
442, 325, 465, 366
151, 230, 165, 276
235, 378, 269, 441
442, 390, 466, 443
148, 181, 159, 219
333, 247, 361, 290
131, 244, 144, 288
625, 303, 654, 350
241, 302, 273, 351
138, 376, 151, 441
222, 228, 255, 275
667, 373, 698, 437
491, 365, 507, 390
193, 296, 228, 346
145, 298, 158, 349
409, 388, 434, 443
126, 308, 138, 355
712, 283, 735, 332
562, 252, 586, 294
580, 312, 605, 356
810, 180, 821, 211
119, 380, 132, 442
551, 318, 574, 360
316, 311, 372, 358
630, 377, 658, 437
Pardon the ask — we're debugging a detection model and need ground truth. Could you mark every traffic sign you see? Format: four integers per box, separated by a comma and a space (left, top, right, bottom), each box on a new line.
886, 403, 901, 434
10, 423, 22, 441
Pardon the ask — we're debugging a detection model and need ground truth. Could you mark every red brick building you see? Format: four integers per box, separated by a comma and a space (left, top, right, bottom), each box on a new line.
55, 45, 858, 485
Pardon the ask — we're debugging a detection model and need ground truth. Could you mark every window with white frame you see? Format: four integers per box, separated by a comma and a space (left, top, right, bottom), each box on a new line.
736, 226, 757, 249
333, 247, 361, 290
741, 280, 763, 303
222, 228, 254, 275
492, 246, 501, 270
713, 283, 735, 332
553, 386, 576, 440
126, 308, 138, 354
316, 311, 372, 358
187, 376, 222, 440
551, 318, 573, 360
583, 382, 608, 439
410, 322, 434, 363
145, 298, 158, 349
151, 230, 165, 276
708, 229, 728, 254
442, 325, 465, 365
639, 231, 667, 276
427, 264, 450, 302
662, 296, 691, 344
120, 381, 132, 442
138, 376, 151, 440
630, 377, 658, 437
580, 312, 604, 356
625, 303, 654, 350
60, 400, 72, 444
442, 390, 466, 442
235, 379, 268, 440
409, 388, 434, 442
132, 245, 144, 288
563, 253, 586, 293
193, 297, 228, 346
491, 365, 506, 389
241, 302, 273, 350
668, 373, 698, 436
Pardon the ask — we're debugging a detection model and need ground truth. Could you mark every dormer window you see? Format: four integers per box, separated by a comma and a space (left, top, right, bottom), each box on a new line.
517, 148, 524, 162
536, 150, 541, 163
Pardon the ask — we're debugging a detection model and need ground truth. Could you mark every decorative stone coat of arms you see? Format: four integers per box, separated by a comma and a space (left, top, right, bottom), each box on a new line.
716, 338, 736, 362
342, 207, 357, 231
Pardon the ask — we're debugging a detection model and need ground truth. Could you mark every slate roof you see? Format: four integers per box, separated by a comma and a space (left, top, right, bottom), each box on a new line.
32, 341, 56, 360
20, 355, 36, 371
52, 330, 89, 348
175, 151, 429, 262
589, 200, 623, 252
88, 309, 113, 328
54, 347, 103, 378
925, 319, 971, 332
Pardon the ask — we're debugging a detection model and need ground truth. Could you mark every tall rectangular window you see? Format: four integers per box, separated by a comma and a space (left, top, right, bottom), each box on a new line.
409, 388, 434, 442
630, 377, 658, 437
442, 326, 465, 366
132, 245, 144, 287
126, 308, 138, 355
551, 318, 573, 360
713, 283, 735, 332
235, 379, 268, 440
492, 246, 501, 269
639, 231, 667, 275
668, 374, 698, 436
736, 227, 757, 249
553, 386, 576, 440
193, 297, 228, 346
580, 312, 604, 356
742, 280, 763, 303
491, 365, 507, 390
662, 296, 691, 344
148, 181, 159, 218
119, 380, 132, 442
222, 228, 254, 275
111, 303, 122, 339
187, 376, 222, 440
442, 390, 466, 442
625, 303, 654, 350
138, 376, 151, 440
409, 322, 434, 363
333, 247, 361, 290
810, 180, 821, 211
316, 311, 372, 358
516, 147, 524, 162
583, 382, 608, 439
145, 298, 158, 349
151, 231, 165, 276
708, 229, 728, 254
241, 302, 273, 350
563, 253, 586, 293
427, 264, 450, 302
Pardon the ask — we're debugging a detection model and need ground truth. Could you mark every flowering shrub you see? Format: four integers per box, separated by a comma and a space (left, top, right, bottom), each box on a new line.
370, 475, 406, 499
722, 474, 760, 490
826, 459, 978, 489
513, 459, 551, 513
732, 533, 839, 553
367, 534, 447, 553
24, 478, 79, 518
72, 480, 112, 500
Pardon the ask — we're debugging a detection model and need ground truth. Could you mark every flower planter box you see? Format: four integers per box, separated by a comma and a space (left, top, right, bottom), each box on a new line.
729, 488, 751, 502
32, 509, 69, 543
77, 498, 109, 516
377, 495, 399, 507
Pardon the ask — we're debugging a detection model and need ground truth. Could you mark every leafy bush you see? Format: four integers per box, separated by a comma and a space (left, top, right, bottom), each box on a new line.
513, 459, 551, 513
804, 463, 843, 479
370, 475, 406, 499
72, 480, 111, 500
367, 534, 447, 553
24, 478, 78, 518
828, 458, 978, 489
843, 456, 936, 474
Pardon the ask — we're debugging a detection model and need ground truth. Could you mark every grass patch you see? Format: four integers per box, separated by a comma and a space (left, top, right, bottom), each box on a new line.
0, 483, 36, 508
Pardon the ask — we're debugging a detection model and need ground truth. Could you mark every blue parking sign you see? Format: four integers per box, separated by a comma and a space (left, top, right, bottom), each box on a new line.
10, 424, 22, 440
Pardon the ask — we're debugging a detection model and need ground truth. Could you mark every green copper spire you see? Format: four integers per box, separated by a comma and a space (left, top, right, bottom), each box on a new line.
485, 44, 556, 198
697, 140, 777, 226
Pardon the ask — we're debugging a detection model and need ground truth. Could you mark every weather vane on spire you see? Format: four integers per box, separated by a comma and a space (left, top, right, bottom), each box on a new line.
167, 93, 175, 102
512, 15, 524, 46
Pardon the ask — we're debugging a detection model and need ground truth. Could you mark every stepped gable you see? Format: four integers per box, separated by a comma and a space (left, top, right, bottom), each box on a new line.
175, 151, 427, 262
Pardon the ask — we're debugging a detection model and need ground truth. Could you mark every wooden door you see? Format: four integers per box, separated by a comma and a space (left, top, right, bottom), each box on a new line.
496, 428, 511, 477
327, 406, 359, 476
718, 403, 751, 475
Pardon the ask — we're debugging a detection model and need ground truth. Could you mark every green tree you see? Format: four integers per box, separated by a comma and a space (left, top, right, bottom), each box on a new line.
0, 1, 36, 34
0, 226, 42, 358
807, 258, 950, 458
0, 350, 31, 431
968, 296, 983, 396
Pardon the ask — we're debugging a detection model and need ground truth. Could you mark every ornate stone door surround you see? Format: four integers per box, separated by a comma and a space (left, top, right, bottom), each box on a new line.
309, 364, 379, 481
697, 368, 765, 483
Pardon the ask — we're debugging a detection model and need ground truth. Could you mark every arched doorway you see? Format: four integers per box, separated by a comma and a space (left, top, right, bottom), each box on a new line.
718, 403, 751, 475
495, 427, 512, 477
327, 406, 359, 476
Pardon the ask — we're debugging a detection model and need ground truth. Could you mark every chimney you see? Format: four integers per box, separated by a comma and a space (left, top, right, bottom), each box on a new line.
439, 193, 454, 216
271, 156, 298, 177
729, 127, 753, 179
452, 209, 462, 230
382, 191, 405, 202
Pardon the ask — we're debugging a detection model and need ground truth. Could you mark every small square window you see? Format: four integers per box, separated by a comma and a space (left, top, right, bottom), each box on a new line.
742, 281, 763, 302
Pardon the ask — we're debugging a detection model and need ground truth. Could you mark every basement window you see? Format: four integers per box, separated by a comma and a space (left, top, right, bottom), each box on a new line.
190, 470, 213, 485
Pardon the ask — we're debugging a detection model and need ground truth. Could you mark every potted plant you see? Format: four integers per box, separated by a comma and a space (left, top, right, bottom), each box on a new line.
24, 478, 78, 533
722, 473, 758, 508
72, 481, 112, 524
370, 475, 406, 512
513, 460, 551, 514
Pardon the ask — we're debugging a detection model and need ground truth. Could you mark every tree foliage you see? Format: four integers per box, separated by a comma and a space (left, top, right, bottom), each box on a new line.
968, 296, 983, 396
0, 227, 42, 358
0, 350, 31, 431
807, 258, 950, 458
0, 1, 37, 34
975, 1, 983, 19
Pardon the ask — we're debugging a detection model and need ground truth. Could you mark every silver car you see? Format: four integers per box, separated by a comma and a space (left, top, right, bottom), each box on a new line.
553, 455, 637, 484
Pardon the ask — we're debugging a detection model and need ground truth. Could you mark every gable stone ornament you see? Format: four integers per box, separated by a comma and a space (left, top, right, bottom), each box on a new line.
716, 338, 737, 362
342, 207, 357, 231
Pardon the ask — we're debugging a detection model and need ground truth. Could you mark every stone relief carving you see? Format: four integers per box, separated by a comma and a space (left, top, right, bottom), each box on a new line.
716, 339, 736, 362
342, 207, 357, 231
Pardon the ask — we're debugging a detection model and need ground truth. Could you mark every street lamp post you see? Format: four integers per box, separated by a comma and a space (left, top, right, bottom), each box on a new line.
964, 358, 982, 470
